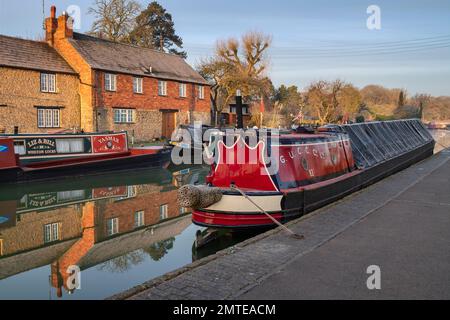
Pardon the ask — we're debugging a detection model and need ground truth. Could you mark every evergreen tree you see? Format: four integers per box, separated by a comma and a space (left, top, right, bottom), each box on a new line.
130, 1, 187, 58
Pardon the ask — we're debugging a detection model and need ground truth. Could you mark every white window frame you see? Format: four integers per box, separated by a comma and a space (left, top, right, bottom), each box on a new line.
113, 108, 135, 124
133, 77, 143, 94
44, 223, 60, 243
198, 85, 205, 100
105, 73, 117, 92
159, 204, 168, 220
37, 108, 60, 128
107, 218, 119, 236
158, 80, 167, 96
41, 73, 56, 93
179, 83, 187, 98
134, 210, 145, 228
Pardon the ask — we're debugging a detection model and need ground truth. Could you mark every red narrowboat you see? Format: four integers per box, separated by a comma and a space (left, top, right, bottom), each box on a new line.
188, 119, 435, 229
0, 131, 172, 184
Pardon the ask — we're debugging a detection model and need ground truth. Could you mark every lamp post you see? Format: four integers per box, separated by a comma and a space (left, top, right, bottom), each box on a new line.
235, 89, 244, 129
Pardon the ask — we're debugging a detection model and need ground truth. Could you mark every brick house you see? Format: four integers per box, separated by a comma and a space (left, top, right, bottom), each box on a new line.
45, 6, 211, 142
0, 35, 80, 134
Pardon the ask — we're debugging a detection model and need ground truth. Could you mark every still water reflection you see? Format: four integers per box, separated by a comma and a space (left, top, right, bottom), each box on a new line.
0, 166, 250, 300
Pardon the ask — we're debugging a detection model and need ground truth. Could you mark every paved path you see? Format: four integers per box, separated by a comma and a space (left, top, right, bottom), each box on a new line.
111, 149, 450, 300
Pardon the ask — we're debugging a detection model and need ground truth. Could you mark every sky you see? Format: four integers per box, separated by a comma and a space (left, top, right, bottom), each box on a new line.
1, 0, 450, 96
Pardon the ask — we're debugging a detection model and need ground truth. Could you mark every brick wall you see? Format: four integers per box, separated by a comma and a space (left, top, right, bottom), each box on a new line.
0, 206, 82, 257
94, 184, 180, 242
45, 10, 211, 139
46, 13, 95, 132
0, 67, 80, 134
94, 71, 211, 141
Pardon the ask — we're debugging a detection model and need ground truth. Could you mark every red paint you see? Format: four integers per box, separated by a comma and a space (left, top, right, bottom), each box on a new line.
0, 139, 18, 169
92, 186, 127, 199
208, 134, 355, 192
208, 139, 278, 191
92, 133, 128, 154
193, 210, 283, 227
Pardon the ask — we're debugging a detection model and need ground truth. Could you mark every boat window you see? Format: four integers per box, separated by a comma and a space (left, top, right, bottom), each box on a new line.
14, 140, 26, 155
56, 138, 84, 154
57, 190, 86, 203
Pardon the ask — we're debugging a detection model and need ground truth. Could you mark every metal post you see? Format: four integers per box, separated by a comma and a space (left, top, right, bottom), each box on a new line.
236, 90, 244, 129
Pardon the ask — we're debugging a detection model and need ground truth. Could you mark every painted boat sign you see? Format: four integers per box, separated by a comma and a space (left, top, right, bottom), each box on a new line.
92, 134, 127, 153
26, 138, 57, 155
0, 145, 8, 152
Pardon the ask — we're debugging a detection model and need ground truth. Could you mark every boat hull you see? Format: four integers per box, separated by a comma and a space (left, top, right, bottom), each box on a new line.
192, 140, 435, 229
0, 148, 172, 184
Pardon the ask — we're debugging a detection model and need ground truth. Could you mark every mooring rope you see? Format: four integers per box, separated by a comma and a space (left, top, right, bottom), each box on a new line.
230, 184, 304, 240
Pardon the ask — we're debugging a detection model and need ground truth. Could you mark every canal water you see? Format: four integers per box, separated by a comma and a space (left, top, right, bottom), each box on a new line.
0, 165, 256, 300
1, 129, 447, 300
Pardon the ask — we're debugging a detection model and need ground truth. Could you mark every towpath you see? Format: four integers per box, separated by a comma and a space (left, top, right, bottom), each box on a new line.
111, 149, 450, 300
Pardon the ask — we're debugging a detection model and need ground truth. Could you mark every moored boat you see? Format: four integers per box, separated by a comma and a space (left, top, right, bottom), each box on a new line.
180, 119, 435, 229
0, 131, 172, 184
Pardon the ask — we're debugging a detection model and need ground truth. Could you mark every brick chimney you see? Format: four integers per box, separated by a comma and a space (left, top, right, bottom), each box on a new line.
45, 6, 73, 46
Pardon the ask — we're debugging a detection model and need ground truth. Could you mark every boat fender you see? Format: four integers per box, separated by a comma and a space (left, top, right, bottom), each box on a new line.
178, 185, 222, 209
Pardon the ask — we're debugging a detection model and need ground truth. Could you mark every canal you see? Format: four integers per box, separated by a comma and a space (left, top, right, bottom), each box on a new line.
0, 165, 257, 300
1, 129, 448, 300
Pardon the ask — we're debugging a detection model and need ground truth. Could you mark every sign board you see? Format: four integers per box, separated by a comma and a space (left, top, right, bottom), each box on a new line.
92, 134, 127, 154
26, 138, 57, 155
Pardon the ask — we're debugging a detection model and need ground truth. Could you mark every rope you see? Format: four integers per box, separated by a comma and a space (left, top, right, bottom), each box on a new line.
230, 184, 304, 240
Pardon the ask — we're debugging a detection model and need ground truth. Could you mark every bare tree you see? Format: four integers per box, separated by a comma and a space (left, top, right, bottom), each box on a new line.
305, 80, 361, 125
88, 0, 141, 42
198, 31, 272, 126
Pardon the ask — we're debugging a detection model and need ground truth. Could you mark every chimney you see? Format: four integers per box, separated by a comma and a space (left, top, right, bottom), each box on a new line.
45, 6, 73, 46
56, 11, 74, 39
45, 6, 58, 45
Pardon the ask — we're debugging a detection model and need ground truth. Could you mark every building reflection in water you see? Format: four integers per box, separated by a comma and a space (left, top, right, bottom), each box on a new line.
0, 166, 208, 299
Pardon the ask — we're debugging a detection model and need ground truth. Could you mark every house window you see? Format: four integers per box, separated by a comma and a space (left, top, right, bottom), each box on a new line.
179, 83, 187, 98
44, 223, 60, 243
133, 77, 143, 94
40, 73, 56, 93
114, 108, 135, 123
198, 85, 205, 99
158, 80, 167, 96
37, 108, 60, 128
105, 73, 117, 91
134, 211, 145, 228
179, 207, 187, 215
107, 218, 119, 236
159, 204, 168, 220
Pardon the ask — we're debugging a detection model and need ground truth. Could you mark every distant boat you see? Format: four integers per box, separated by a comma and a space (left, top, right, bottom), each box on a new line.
182, 119, 435, 229
427, 122, 448, 130
0, 131, 172, 184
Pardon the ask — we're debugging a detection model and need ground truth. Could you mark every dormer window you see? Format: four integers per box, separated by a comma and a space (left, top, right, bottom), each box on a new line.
40, 73, 56, 93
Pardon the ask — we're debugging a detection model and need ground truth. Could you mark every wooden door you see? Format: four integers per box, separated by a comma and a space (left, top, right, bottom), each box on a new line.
161, 111, 177, 139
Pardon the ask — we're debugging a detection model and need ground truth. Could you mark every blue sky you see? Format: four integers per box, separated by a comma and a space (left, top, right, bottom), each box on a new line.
1, 0, 449, 96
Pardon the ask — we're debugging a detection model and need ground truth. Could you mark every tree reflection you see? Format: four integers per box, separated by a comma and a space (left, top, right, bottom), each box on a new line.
97, 250, 145, 273
143, 237, 175, 261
